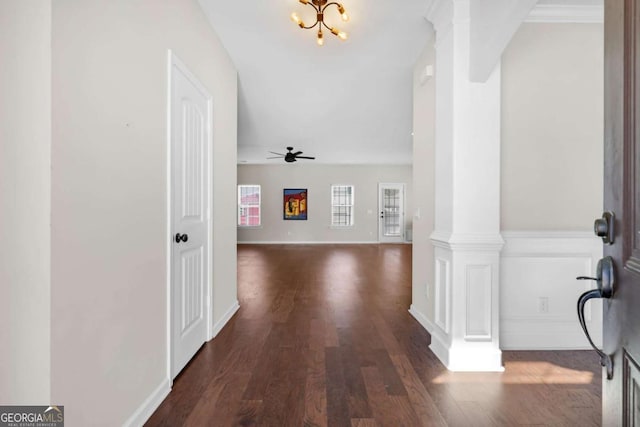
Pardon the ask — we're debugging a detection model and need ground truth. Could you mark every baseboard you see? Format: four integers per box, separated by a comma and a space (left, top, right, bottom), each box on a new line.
211, 300, 240, 339
408, 305, 449, 363
501, 331, 593, 351
122, 377, 171, 427
237, 241, 409, 245
408, 304, 434, 332
447, 346, 504, 372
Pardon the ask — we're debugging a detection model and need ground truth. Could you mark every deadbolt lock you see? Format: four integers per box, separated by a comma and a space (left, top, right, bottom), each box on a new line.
594, 211, 614, 245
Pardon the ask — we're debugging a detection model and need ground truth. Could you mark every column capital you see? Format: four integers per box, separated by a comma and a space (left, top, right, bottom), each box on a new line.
425, 0, 469, 41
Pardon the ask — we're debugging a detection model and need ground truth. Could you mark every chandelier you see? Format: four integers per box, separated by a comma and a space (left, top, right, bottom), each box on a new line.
290, 0, 349, 46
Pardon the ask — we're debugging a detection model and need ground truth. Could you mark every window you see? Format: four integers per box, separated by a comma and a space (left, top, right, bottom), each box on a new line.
238, 185, 261, 226
331, 185, 354, 226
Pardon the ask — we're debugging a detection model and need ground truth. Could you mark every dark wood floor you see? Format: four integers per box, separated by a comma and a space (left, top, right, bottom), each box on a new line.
146, 244, 601, 426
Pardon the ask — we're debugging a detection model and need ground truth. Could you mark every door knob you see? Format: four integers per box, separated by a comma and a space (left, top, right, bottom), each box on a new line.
594, 211, 614, 244
175, 233, 188, 243
576, 256, 615, 379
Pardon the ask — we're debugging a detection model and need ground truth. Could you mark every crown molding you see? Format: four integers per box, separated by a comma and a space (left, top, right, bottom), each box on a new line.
525, 4, 603, 24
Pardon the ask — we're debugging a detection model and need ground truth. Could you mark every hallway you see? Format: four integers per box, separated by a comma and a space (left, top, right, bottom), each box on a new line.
146, 244, 601, 426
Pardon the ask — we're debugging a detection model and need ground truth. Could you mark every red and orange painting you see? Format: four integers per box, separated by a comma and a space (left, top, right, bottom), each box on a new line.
283, 188, 307, 220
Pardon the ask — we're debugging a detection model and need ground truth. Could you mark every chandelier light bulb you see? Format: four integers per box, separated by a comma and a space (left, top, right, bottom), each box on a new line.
338, 5, 350, 22
291, 12, 301, 24
317, 29, 324, 46
331, 27, 348, 41
299, 0, 309, 4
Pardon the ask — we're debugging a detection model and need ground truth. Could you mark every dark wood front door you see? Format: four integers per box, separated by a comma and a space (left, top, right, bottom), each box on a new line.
603, 0, 640, 424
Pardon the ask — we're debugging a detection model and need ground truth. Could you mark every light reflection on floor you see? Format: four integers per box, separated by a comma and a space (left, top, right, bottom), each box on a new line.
431, 361, 595, 385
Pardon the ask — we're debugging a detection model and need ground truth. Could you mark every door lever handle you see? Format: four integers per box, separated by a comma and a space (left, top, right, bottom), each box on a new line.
175, 233, 188, 243
576, 256, 615, 379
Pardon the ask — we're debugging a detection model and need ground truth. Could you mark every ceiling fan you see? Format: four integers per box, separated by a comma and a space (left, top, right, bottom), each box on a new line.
268, 146, 316, 163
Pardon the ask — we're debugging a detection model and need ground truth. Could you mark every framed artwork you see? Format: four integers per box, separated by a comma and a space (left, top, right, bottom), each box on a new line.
283, 188, 308, 220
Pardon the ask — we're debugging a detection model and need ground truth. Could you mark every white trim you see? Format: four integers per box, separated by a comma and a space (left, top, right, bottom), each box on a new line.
409, 305, 431, 330
165, 50, 173, 384
409, 305, 450, 366
447, 347, 505, 372
525, 4, 603, 24
501, 230, 594, 239
425, 0, 454, 41
122, 378, 171, 427
409, 305, 449, 358
237, 241, 410, 245
430, 231, 505, 251
212, 300, 240, 339
434, 258, 450, 333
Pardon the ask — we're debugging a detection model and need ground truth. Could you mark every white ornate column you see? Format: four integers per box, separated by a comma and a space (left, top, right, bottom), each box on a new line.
426, 0, 504, 371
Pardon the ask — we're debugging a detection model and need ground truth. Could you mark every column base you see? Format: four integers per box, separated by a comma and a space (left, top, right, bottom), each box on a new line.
427, 231, 505, 372
430, 339, 504, 372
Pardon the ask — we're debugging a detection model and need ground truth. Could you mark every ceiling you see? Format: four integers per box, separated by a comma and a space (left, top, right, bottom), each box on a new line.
198, 0, 433, 165
197, 0, 602, 165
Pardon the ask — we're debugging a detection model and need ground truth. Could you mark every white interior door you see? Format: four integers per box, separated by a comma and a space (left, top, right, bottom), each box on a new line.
378, 183, 405, 243
170, 53, 211, 379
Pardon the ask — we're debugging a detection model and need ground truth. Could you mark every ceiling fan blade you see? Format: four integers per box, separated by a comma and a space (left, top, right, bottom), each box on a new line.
293, 151, 303, 156
269, 151, 285, 156
295, 156, 315, 160
266, 156, 284, 159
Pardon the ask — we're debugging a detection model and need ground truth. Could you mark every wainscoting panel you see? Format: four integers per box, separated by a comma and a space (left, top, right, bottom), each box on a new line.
435, 257, 451, 333
500, 231, 603, 350
465, 264, 492, 340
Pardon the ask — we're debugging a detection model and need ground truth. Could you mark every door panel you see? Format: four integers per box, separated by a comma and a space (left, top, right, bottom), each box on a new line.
603, 0, 640, 424
180, 247, 203, 335
379, 183, 405, 243
624, 352, 640, 425
170, 55, 211, 379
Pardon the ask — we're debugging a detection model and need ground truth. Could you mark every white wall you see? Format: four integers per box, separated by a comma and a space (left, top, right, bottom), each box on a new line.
499, 22, 604, 349
0, 0, 51, 404
51, 1, 237, 425
410, 40, 436, 326
501, 23, 603, 231
237, 164, 412, 243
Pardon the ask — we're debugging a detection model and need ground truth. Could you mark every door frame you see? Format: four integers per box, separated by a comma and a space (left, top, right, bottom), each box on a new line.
378, 182, 406, 243
166, 50, 214, 381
